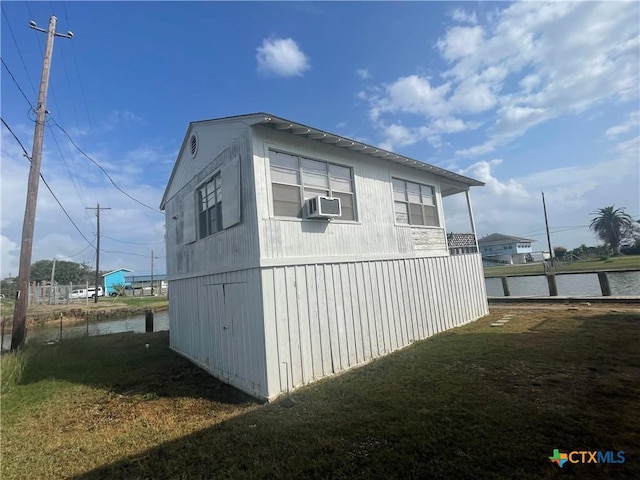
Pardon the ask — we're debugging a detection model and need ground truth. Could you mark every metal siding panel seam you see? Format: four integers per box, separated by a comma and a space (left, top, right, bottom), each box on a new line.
319, 265, 333, 373
340, 263, 357, 367
382, 261, 399, 351
350, 262, 366, 363
304, 265, 323, 380
284, 266, 303, 388
295, 265, 313, 384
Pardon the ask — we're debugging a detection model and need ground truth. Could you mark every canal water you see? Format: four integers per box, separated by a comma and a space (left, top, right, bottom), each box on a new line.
485, 271, 640, 297
1, 311, 170, 351
2, 271, 637, 350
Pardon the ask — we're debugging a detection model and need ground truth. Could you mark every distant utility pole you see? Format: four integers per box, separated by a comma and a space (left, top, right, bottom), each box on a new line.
86, 204, 110, 304
542, 192, 554, 266
11, 17, 73, 351
49, 257, 56, 304
150, 250, 154, 296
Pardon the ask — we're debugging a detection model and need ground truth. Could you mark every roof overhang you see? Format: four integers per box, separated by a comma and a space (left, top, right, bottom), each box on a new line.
161, 112, 485, 208
254, 114, 484, 196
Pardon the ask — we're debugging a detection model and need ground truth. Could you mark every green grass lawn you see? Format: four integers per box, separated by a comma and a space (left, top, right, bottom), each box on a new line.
484, 254, 640, 277
2, 307, 639, 479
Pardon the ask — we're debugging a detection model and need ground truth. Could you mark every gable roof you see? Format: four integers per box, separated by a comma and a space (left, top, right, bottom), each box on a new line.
478, 233, 535, 246
160, 112, 485, 209
101, 268, 133, 278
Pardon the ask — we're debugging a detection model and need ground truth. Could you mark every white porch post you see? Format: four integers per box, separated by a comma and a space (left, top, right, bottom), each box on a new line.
465, 189, 479, 250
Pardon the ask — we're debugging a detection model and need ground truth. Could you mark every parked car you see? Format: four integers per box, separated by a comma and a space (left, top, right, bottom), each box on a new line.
70, 287, 104, 299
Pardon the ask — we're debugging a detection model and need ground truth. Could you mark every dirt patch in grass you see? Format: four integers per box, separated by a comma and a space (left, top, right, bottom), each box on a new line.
2, 309, 639, 479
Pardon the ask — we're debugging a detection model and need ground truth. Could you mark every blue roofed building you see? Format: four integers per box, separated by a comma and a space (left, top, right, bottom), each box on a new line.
102, 268, 133, 296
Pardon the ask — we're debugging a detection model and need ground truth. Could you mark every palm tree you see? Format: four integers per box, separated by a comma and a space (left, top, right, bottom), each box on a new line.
589, 206, 634, 254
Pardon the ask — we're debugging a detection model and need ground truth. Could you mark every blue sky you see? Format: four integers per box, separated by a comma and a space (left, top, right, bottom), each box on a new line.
1, 1, 638, 278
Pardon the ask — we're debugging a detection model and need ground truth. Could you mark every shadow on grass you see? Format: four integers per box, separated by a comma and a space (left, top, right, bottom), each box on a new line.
16, 330, 254, 405
64, 311, 640, 480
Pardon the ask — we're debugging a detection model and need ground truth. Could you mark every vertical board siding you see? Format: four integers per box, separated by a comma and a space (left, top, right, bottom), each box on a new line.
168, 268, 268, 399
261, 254, 488, 399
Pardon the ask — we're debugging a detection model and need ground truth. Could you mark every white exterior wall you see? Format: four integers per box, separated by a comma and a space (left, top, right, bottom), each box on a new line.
169, 268, 268, 399
164, 127, 269, 399
252, 125, 452, 262
261, 254, 488, 400
164, 128, 259, 277
250, 125, 488, 399
164, 120, 488, 401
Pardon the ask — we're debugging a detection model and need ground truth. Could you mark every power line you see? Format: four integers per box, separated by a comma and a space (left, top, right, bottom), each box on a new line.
55, 17, 82, 145
101, 235, 165, 245
1, 5, 37, 97
1, 57, 35, 108
66, 243, 96, 259
101, 249, 155, 258
49, 118, 163, 214
63, 3, 98, 152
1, 116, 94, 247
1, 117, 31, 158
46, 124, 88, 208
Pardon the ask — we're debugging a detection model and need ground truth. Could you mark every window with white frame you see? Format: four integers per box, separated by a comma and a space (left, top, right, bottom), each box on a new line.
197, 173, 222, 239
392, 178, 439, 227
270, 150, 356, 220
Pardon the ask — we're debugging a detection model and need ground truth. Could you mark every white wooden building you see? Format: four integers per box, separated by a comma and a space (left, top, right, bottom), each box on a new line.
160, 113, 488, 400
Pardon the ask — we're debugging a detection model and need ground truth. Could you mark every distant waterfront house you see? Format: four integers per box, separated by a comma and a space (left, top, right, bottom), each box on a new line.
102, 268, 132, 296
160, 112, 489, 400
123, 273, 168, 295
478, 233, 535, 265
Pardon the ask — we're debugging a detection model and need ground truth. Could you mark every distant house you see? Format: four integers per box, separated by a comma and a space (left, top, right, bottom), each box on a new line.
124, 273, 168, 295
160, 112, 489, 400
478, 233, 535, 265
102, 268, 132, 296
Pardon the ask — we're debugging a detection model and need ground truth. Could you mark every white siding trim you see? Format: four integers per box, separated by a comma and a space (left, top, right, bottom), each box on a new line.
259, 251, 452, 268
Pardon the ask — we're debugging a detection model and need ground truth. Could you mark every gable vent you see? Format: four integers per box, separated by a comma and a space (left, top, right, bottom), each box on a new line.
189, 133, 198, 158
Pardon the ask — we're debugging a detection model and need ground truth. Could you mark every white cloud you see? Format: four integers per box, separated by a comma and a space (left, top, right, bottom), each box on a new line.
357, 69, 371, 80
1, 120, 171, 279
256, 37, 310, 77
519, 74, 541, 92
462, 159, 530, 199
369, 75, 451, 120
0, 235, 20, 279
450, 8, 477, 25
437, 26, 485, 62
103, 110, 144, 130
605, 111, 639, 137
362, 1, 639, 157
448, 79, 496, 113
456, 140, 497, 157
448, 134, 640, 250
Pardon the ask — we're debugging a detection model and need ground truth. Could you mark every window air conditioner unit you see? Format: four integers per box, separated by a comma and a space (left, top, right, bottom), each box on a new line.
306, 196, 342, 219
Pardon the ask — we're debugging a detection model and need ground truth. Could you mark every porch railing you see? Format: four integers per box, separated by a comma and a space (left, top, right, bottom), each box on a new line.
447, 233, 477, 255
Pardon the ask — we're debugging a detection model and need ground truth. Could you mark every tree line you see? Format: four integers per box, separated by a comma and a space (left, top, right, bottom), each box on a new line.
1, 260, 105, 298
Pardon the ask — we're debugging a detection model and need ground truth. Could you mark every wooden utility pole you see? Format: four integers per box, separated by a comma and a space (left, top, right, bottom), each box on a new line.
11, 17, 73, 351
150, 250, 154, 296
87, 204, 110, 303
